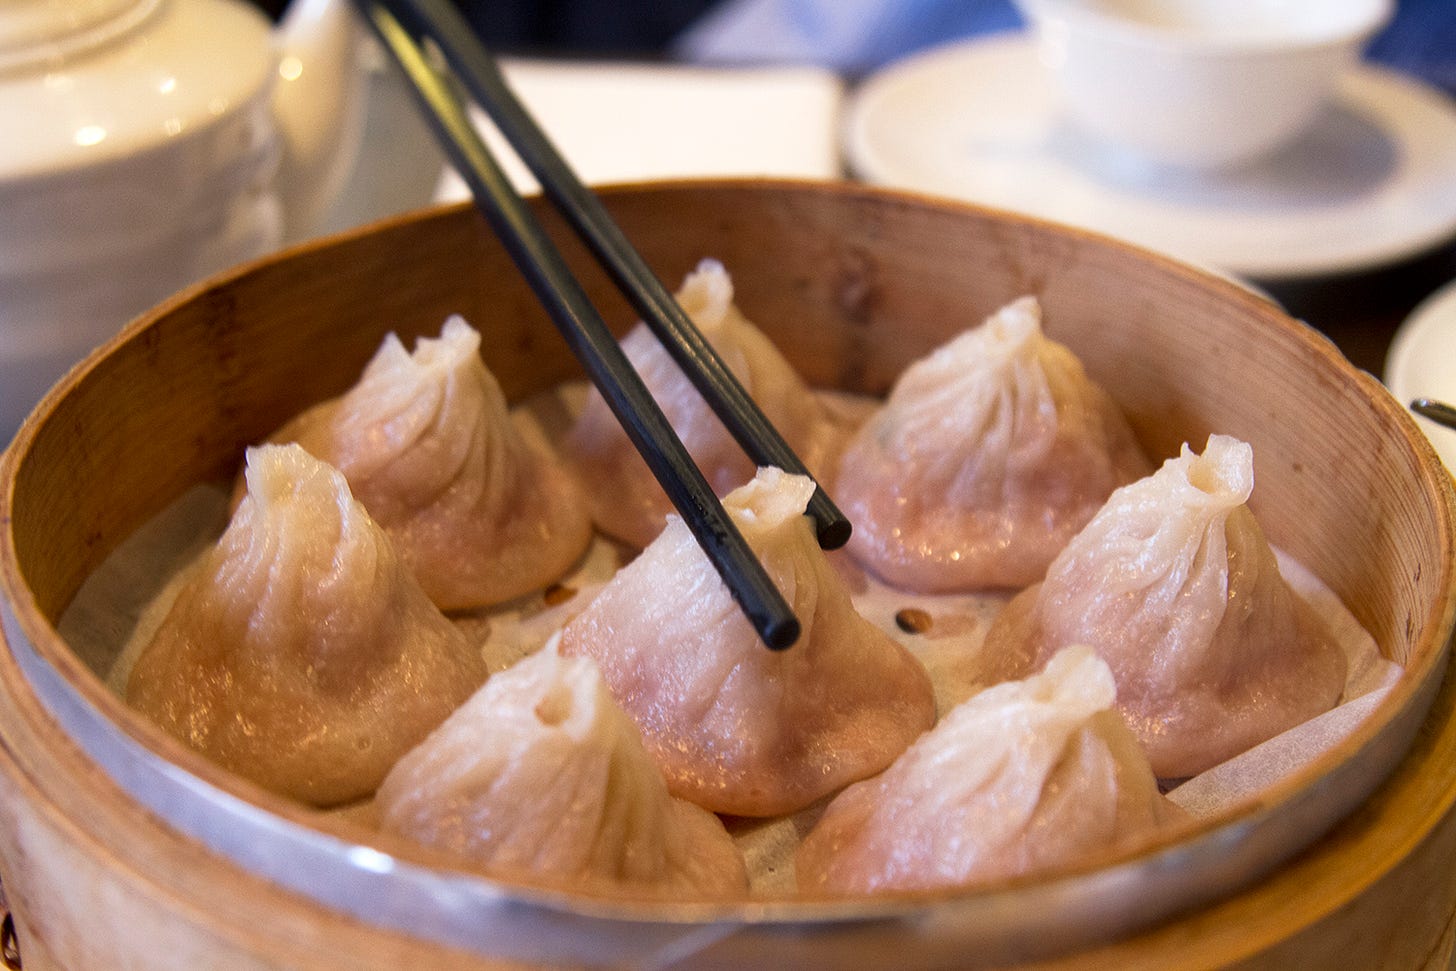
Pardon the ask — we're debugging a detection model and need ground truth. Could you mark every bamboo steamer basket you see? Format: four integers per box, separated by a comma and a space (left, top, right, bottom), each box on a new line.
1, 180, 1454, 970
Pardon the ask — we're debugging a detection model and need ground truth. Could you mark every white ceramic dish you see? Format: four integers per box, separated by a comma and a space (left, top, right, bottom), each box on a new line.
1384, 277, 1456, 471
842, 33, 1456, 281
1012, 0, 1392, 170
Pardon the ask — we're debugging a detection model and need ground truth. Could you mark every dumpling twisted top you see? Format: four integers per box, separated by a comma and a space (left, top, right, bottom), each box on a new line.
267, 316, 592, 610
797, 646, 1183, 894
981, 434, 1348, 777
559, 466, 936, 817
127, 444, 489, 805
378, 646, 747, 897
566, 260, 843, 548
836, 296, 1151, 591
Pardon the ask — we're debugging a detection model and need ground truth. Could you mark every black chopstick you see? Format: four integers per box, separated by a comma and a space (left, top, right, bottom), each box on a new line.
362, 0, 851, 553
356, 1, 799, 649
1411, 398, 1456, 430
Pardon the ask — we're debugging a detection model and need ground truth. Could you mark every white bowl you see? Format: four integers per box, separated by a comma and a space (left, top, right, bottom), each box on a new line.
1015, 0, 1393, 170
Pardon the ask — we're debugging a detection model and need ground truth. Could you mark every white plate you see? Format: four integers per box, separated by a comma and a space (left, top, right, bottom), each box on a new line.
843, 34, 1456, 281
1384, 277, 1456, 471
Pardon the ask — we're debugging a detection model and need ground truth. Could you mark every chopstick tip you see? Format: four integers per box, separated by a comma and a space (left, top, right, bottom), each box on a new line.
1410, 398, 1456, 430
815, 513, 852, 551
762, 615, 802, 651
807, 488, 852, 550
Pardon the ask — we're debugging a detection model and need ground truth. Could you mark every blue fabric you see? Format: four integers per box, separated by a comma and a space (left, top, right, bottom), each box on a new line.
1367, 0, 1456, 95
673, 0, 1023, 76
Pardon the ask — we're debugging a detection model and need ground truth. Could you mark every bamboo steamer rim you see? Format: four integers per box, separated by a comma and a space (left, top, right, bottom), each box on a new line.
1, 179, 1454, 960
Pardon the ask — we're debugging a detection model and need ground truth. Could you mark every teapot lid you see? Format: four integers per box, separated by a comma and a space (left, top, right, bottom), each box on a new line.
0, 0, 161, 72
0, 0, 275, 182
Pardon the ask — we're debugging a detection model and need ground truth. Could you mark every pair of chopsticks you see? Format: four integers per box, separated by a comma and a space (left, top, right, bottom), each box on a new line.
351, 0, 849, 650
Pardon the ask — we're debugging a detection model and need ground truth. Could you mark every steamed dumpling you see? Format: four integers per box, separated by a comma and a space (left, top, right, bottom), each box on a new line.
565, 259, 842, 548
558, 467, 936, 817
796, 647, 1184, 894
377, 646, 748, 897
981, 434, 1348, 778
266, 316, 591, 610
835, 296, 1152, 592
127, 444, 489, 806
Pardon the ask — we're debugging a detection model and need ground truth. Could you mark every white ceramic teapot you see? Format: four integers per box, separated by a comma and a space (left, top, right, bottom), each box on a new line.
0, 0, 366, 440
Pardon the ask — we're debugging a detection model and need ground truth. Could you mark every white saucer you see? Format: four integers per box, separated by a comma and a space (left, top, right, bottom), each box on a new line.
1384, 278, 1456, 471
843, 34, 1456, 281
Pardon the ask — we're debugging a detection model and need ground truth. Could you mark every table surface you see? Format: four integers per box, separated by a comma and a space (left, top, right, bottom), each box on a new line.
1264, 243, 1456, 379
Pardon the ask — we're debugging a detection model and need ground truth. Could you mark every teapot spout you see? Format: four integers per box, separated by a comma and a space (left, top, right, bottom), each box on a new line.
273, 0, 368, 242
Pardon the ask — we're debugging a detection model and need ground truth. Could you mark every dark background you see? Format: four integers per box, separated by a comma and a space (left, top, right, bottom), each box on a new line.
253, 0, 713, 58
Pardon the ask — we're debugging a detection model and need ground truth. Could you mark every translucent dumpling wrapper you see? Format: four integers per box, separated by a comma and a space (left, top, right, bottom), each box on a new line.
565, 259, 842, 548
127, 444, 490, 806
980, 434, 1348, 778
835, 296, 1152, 592
266, 316, 592, 610
796, 646, 1185, 894
558, 467, 937, 817
377, 646, 748, 897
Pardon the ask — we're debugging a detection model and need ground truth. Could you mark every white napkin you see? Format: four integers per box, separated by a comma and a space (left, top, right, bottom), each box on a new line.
433, 59, 845, 199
